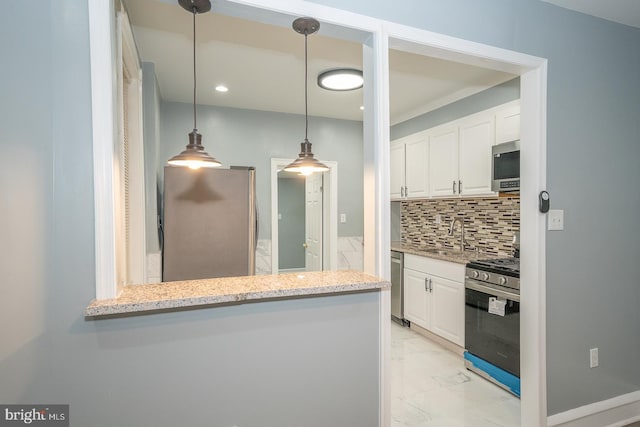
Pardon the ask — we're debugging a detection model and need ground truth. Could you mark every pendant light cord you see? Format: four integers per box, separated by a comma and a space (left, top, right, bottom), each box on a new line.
304, 33, 309, 141
192, 7, 197, 131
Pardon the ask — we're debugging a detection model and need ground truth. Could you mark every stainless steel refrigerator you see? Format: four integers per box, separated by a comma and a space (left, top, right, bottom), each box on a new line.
162, 166, 257, 282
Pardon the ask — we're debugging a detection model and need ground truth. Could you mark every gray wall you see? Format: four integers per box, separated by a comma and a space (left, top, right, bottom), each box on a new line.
278, 175, 306, 269
0, 2, 379, 426
391, 77, 520, 140
142, 62, 161, 254
159, 101, 364, 239
2, 0, 640, 421
307, 0, 640, 416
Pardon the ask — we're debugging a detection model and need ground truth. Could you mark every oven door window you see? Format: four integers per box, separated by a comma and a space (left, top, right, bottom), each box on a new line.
465, 287, 520, 377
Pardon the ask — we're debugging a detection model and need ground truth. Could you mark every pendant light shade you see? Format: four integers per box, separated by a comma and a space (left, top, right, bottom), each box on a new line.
284, 17, 329, 176
284, 139, 329, 176
168, 0, 221, 170
167, 130, 220, 169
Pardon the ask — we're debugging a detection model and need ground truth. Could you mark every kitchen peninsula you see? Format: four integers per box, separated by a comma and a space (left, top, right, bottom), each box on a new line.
85, 270, 389, 317
81, 271, 388, 426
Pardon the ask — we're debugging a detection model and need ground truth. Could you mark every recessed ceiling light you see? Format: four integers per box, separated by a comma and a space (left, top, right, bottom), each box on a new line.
215, 85, 228, 93
317, 68, 363, 91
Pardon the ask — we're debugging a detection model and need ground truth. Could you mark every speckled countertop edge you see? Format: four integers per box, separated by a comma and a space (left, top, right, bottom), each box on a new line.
85, 270, 390, 318
390, 242, 499, 264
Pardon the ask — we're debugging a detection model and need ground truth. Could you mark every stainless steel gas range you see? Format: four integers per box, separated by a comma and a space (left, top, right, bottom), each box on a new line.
464, 257, 521, 397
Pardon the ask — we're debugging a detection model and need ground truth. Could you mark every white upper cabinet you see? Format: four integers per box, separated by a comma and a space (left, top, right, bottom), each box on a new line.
495, 101, 521, 144
390, 140, 405, 199
405, 137, 429, 198
390, 133, 429, 200
428, 125, 459, 197
458, 114, 495, 196
429, 113, 495, 198
391, 100, 520, 200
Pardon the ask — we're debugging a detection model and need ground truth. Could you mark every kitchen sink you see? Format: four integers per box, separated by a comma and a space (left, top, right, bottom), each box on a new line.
423, 248, 462, 256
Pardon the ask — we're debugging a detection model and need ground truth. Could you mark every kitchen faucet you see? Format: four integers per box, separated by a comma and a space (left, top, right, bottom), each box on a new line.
448, 218, 466, 252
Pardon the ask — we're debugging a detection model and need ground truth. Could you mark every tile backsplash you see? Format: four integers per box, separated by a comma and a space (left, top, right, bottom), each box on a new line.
401, 196, 520, 256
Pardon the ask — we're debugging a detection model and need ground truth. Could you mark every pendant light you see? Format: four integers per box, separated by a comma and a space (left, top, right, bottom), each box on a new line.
168, 0, 221, 170
284, 17, 329, 176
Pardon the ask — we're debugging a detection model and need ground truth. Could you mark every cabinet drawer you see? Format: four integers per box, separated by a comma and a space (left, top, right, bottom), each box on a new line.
404, 253, 465, 281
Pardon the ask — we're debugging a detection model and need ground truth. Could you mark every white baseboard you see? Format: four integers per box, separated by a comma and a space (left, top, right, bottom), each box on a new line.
547, 390, 640, 427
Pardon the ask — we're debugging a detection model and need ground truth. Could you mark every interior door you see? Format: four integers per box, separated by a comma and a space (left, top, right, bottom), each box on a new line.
305, 172, 323, 271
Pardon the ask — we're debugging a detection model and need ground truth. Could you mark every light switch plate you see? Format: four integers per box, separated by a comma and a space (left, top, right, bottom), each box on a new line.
548, 209, 564, 231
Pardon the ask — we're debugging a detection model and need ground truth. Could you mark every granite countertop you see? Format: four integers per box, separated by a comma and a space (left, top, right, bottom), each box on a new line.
391, 241, 497, 264
85, 270, 390, 318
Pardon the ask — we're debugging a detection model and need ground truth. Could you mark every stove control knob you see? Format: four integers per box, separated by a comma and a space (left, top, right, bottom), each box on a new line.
471, 270, 479, 279
481, 272, 490, 281
498, 276, 507, 286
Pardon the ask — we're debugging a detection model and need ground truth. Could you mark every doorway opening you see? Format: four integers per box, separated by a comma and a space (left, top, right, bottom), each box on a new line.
270, 158, 338, 274
384, 31, 547, 426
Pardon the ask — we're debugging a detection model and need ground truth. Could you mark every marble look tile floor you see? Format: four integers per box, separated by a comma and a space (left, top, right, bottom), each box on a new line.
391, 322, 520, 426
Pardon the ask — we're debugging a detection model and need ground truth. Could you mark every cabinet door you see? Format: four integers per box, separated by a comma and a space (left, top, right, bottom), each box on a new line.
430, 276, 464, 347
428, 126, 458, 197
459, 115, 495, 196
496, 103, 520, 144
403, 268, 429, 329
390, 141, 405, 199
405, 137, 429, 198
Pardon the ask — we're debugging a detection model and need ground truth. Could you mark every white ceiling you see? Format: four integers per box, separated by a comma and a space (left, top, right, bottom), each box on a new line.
124, 0, 514, 124
541, 0, 640, 29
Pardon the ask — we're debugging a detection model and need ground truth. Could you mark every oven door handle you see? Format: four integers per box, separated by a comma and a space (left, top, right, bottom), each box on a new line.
465, 279, 520, 302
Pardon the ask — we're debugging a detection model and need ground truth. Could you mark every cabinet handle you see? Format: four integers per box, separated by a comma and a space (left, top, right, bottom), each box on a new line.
459, 180, 462, 195
429, 278, 433, 293
405, 186, 408, 197
401, 186, 404, 197
424, 277, 429, 292
452, 181, 456, 194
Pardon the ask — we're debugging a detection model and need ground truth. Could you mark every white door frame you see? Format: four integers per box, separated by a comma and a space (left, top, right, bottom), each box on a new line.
90, 1, 547, 425
270, 158, 338, 274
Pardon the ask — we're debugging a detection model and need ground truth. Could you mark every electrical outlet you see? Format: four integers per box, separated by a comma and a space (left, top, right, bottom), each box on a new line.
548, 209, 564, 231
590, 348, 599, 368
435, 214, 442, 224
340, 213, 347, 223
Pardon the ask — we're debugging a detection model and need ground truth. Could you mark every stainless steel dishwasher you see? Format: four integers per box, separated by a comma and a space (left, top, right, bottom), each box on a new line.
391, 250, 408, 326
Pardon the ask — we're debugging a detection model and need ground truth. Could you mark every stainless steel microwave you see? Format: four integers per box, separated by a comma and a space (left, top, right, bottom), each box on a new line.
492, 140, 520, 193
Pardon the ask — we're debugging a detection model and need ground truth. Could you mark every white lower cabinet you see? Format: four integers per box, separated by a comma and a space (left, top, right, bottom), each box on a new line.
404, 268, 429, 327
403, 254, 465, 347
430, 275, 464, 345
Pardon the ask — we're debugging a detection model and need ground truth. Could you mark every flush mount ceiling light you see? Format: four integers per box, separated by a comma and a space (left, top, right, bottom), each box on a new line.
168, 0, 221, 170
284, 17, 329, 176
317, 68, 363, 91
